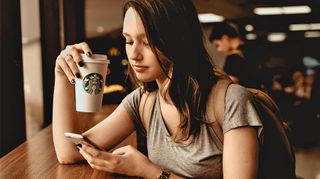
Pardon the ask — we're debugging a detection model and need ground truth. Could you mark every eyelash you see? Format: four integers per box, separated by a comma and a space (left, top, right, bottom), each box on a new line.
125, 41, 149, 46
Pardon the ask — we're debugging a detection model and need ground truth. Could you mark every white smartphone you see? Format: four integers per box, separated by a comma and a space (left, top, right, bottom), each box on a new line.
64, 132, 103, 150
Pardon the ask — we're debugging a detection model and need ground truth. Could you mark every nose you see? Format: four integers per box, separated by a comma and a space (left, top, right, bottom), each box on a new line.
128, 44, 142, 61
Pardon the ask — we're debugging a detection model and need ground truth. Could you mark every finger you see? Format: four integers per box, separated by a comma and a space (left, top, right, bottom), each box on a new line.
82, 144, 112, 160
60, 49, 69, 58
79, 147, 115, 172
81, 144, 100, 155
79, 148, 102, 167
56, 55, 75, 84
81, 144, 123, 170
65, 54, 81, 79
75, 42, 92, 57
69, 47, 84, 67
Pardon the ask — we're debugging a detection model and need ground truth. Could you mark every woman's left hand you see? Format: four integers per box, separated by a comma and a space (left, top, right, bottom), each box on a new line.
78, 144, 160, 177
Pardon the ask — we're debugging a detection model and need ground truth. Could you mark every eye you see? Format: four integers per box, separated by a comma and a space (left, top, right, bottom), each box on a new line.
125, 41, 133, 45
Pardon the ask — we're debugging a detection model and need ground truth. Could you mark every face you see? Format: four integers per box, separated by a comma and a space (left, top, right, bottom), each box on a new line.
123, 7, 167, 84
212, 35, 232, 55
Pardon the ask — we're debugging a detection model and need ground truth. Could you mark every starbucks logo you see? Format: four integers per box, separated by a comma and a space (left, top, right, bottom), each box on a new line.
83, 73, 104, 95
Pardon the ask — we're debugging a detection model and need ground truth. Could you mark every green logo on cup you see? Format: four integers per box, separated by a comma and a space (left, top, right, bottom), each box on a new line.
83, 73, 104, 95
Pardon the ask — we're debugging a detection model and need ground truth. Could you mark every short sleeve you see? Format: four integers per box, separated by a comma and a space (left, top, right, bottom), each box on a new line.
223, 84, 263, 140
120, 87, 143, 125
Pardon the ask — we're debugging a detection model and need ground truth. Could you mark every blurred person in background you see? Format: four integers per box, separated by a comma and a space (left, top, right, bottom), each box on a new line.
209, 22, 258, 88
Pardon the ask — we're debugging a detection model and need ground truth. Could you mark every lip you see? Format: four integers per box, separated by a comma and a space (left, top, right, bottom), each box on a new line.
132, 65, 148, 72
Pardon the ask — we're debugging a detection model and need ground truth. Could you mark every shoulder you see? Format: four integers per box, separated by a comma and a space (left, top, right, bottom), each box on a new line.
223, 84, 263, 134
225, 83, 252, 103
122, 87, 145, 103
121, 87, 144, 111
120, 87, 145, 127
224, 84, 259, 123
121, 87, 158, 111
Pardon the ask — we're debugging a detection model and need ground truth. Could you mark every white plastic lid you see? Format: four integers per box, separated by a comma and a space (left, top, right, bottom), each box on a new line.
80, 54, 110, 64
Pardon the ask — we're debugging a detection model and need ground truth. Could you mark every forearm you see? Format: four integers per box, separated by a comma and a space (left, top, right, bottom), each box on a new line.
52, 75, 82, 163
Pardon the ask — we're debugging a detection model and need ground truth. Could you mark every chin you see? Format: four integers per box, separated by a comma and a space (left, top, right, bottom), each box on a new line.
136, 75, 154, 83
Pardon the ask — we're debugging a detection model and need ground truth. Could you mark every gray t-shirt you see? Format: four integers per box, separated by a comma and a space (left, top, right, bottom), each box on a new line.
121, 84, 263, 179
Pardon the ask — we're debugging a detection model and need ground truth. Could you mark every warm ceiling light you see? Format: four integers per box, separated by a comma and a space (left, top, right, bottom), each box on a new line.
198, 13, 224, 23
254, 5, 311, 15
304, 31, 320, 38
310, 23, 320, 30
267, 33, 286, 42
245, 24, 254, 31
282, 6, 311, 14
289, 24, 310, 31
254, 7, 282, 15
289, 23, 320, 31
246, 33, 257, 40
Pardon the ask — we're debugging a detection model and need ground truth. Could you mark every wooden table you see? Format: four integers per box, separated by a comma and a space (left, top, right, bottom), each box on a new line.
0, 105, 137, 179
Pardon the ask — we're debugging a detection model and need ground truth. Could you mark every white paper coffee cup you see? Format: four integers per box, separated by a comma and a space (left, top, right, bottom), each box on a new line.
75, 54, 110, 112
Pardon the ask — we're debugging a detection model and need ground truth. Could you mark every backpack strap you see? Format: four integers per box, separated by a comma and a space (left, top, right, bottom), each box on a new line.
138, 90, 157, 134
207, 79, 233, 143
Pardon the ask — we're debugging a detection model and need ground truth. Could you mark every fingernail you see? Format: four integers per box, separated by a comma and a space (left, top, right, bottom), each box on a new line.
76, 144, 82, 148
71, 79, 75, 84
86, 52, 92, 57
78, 61, 84, 67
75, 73, 81, 79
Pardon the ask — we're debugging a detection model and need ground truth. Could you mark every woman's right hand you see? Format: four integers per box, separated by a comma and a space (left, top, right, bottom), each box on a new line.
55, 42, 93, 84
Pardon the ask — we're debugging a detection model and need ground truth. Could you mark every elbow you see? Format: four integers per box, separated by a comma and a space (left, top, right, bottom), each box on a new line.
53, 143, 81, 164
58, 158, 75, 165
56, 153, 79, 165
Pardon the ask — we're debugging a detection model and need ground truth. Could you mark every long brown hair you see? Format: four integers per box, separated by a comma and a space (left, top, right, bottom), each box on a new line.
123, 0, 221, 141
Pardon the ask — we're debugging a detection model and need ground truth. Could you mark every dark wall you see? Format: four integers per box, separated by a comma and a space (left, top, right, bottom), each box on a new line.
0, 0, 26, 157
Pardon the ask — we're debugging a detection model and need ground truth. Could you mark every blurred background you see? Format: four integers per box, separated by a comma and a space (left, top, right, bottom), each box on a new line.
1, 0, 319, 178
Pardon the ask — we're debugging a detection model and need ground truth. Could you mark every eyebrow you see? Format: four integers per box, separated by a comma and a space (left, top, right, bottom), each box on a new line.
122, 32, 146, 39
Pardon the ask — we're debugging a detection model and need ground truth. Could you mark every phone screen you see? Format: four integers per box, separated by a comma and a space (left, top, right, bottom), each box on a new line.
64, 132, 103, 150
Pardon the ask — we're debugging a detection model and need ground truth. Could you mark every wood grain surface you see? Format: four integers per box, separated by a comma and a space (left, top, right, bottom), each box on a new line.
0, 105, 138, 179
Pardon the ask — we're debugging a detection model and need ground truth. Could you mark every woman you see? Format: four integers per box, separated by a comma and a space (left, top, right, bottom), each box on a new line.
53, 0, 262, 178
